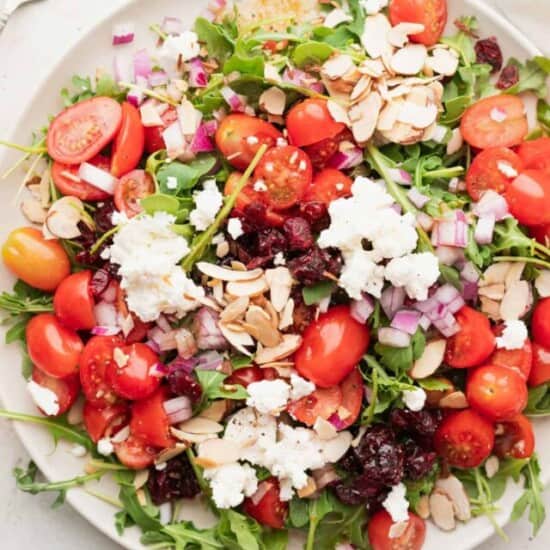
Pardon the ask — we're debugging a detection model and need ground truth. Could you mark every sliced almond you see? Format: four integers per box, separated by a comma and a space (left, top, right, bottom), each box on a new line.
410, 339, 446, 379
505, 262, 525, 288
485, 455, 500, 479
322, 431, 352, 462
425, 48, 459, 77
178, 417, 224, 434
323, 8, 352, 29
155, 443, 188, 464
359, 58, 386, 78
391, 44, 428, 76
327, 100, 351, 125
429, 491, 456, 531
45, 196, 84, 239
350, 91, 382, 143
263, 299, 280, 329
314, 417, 338, 440
387, 22, 425, 48
219, 323, 255, 356
220, 296, 250, 323
255, 334, 302, 364
322, 54, 355, 80
200, 400, 231, 422
397, 101, 438, 129
350, 75, 372, 102
361, 14, 393, 59
264, 63, 282, 83
38, 166, 51, 208
231, 261, 248, 271
480, 296, 502, 321
377, 100, 401, 131
378, 121, 424, 145
297, 476, 317, 498
21, 197, 47, 224
416, 495, 430, 519
259, 86, 286, 116
170, 428, 217, 444
435, 475, 471, 521
500, 280, 531, 321
480, 262, 512, 286
446, 127, 464, 155
212, 280, 226, 306
279, 298, 295, 330
197, 262, 263, 282
197, 437, 242, 467
535, 270, 550, 298
478, 283, 506, 300
226, 276, 269, 298
133, 469, 150, 490
244, 305, 282, 347
439, 391, 468, 409
265, 267, 293, 312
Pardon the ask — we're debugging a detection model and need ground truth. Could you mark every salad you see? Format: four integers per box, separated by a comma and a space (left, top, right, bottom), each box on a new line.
1, 0, 550, 548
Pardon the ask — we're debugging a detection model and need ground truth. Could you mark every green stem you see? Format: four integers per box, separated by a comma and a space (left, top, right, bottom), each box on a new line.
149, 23, 168, 41
363, 367, 378, 426
118, 82, 179, 106
305, 518, 317, 550
494, 255, 550, 270
84, 488, 124, 508
182, 144, 268, 272
423, 166, 465, 180
87, 459, 128, 472
90, 225, 120, 256
0, 140, 48, 154
533, 240, 550, 258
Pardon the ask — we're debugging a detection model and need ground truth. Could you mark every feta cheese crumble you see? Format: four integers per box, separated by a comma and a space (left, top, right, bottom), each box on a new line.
385, 252, 440, 301
27, 380, 59, 416
273, 251, 286, 266
203, 463, 258, 509
290, 373, 315, 401
496, 320, 528, 350
402, 388, 427, 412
158, 31, 200, 63
382, 483, 410, 523
97, 438, 114, 456
361, 0, 388, 15
246, 379, 290, 415
189, 179, 224, 231
227, 217, 244, 240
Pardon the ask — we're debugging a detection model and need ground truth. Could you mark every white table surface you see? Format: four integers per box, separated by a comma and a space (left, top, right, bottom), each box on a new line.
1, 0, 549, 548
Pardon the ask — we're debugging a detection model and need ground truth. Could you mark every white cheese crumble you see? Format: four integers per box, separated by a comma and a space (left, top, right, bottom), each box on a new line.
383, 483, 410, 523
497, 161, 518, 179
189, 179, 224, 231
273, 251, 286, 266
166, 176, 178, 190
97, 438, 114, 456
203, 462, 258, 509
361, 0, 388, 15
246, 379, 290, 415
27, 380, 60, 416
70, 444, 88, 458
402, 388, 427, 412
158, 31, 200, 63
496, 320, 528, 350
227, 217, 244, 240
385, 252, 441, 301
290, 373, 316, 401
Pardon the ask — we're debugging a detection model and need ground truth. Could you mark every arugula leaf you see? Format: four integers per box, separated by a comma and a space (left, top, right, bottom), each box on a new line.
525, 384, 550, 416
195, 17, 234, 61
217, 509, 262, 550
405, 464, 439, 511
441, 16, 477, 66
418, 377, 453, 391
224, 40, 265, 77
537, 99, 550, 130
60, 75, 94, 106
196, 369, 248, 401
346, 0, 366, 39
291, 41, 334, 68
302, 281, 335, 306
152, 521, 223, 549
231, 355, 254, 369
0, 280, 53, 317
374, 329, 425, 375
261, 529, 288, 550
505, 57, 549, 98
140, 193, 181, 216
157, 155, 218, 195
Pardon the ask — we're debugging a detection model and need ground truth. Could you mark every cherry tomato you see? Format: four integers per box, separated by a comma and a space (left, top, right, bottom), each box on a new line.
466, 364, 527, 421
144, 106, 178, 154
494, 414, 535, 459
53, 270, 96, 331
114, 169, 155, 218
460, 95, 528, 149
51, 155, 111, 201
115, 284, 153, 344
287, 385, 343, 426
517, 137, 550, 171
242, 478, 288, 529
434, 409, 494, 468
114, 434, 157, 469
337, 367, 364, 429
465, 147, 524, 201
106, 342, 161, 400
528, 343, 550, 387
530, 223, 550, 247
368, 510, 426, 550
26, 313, 83, 379
389, 0, 447, 46
215, 114, 282, 171
2, 227, 70, 291
505, 170, 550, 226
47, 96, 122, 164
225, 365, 264, 388
286, 99, 345, 147
83, 402, 129, 443
253, 146, 312, 210
303, 129, 353, 170
79, 335, 123, 407
531, 297, 550, 345
295, 305, 370, 388
304, 168, 353, 204
31, 367, 80, 417
489, 324, 532, 380
444, 306, 495, 368
130, 387, 175, 448
111, 102, 145, 178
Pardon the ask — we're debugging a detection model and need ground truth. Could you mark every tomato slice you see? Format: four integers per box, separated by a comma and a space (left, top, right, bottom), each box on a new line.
114, 434, 157, 469
303, 129, 354, 170
517, 137, 550, 171
489, 324, 532, 380
51, 155, 112, 201
53, 270, 96, 331
83, 401, 129, 443
460, 95, 528, 149
389, 0, 447, 46
494, 414, 535, 459
130, 387, 175, 448
225, 366, 264, 388
337, 367, 364, 429
31, 367, 80, 417
114, 169, 155, 218
47, 96, 122, 164
304, 168, 353, 204
506, 170, 550, 226
242, 478, 288, 529
111, 102, 145, 178
287, 385, 343, 426
368, 510, 426, 550
532, 297, 550, 346
144, 106, 178, 154
528, 343, 550, 387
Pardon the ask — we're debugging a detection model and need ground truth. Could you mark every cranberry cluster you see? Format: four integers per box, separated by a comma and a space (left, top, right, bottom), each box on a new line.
147, 454, 201, 505
167, 364, 203, 403
475, 36, 520, 90
75, 200, 117, 266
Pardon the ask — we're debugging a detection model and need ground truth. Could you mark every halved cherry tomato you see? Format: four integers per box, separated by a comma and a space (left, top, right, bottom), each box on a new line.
302, 129, 353, 170
530, 223, 550, 247
287, 385, 343, 426
389, 0, 447, 46
115, 284, 153, 343
106, 343, 161, 400
144, 106, 178, 154
53, 270, 96, 331
31, 367, 80, 416
466, 364, 527, 421
465, 147, 524, 201
304, 168, 353, 204
445, 306, 495, 368
242, 478, 288, 529
225, 365, 264, 388
531, 297, 550, 345
215, 114, 282, 171
130, 387, 175, 448
286, 99, 345, 147
337, 367, 364, 429
51, 155, 111, 201
528, 343, 550, 387
114, 169, 155, 218
26, 313, 83, 379
506, 170, 550, 226
83, 401, 129, 443
253, 146, 312, 210
111, 102, 145, 178
79, 335, 123, 407
489, 324, 532, 380
47, 96, 122, 164
460, 95, 528, 149
295, 306, 370, 388
434, 409, 494, 468
114, 434, 156, 469
517, 137, 550, 171
368, 510, 426, 550
2, 227, 70, 291
494, 414, 535, 459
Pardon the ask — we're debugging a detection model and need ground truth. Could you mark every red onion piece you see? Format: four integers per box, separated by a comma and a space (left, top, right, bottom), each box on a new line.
163, 396, 193, 424
378, 327, 411, 348
461, 261, 480, 283
312, 465, 340, 489
221, 86, 246, 112
169, 356, 199, 374
112, 23, 135, 46
432, 314, 460, 337
189, 58, 208, 88
462, 280, 479, 301
193, 308, 228, 350
380, 286, 406, 319
414, 294, 440, 314
388, 168, 412, 186
350, 294, 375, 324
134, 49, 153, 79
250, 481, 271, 506
474, 214, 496, 245
447, 294, 465, 314
202, 120, 218, 136
162, 16, 183, 35
145, 339, 161, 354
416, 212, 434, 232
100, 281, 118, 304
472, 190, 509, 221
91, 326, 121, 336
156, 314, 172, 333
328, 413, 346, 430
93, 301, 118, 327
434, 284, 461, 305
391, 309, 422, 335
435, 245, 465, 266
150, 362, 169, 378
327, 148, 364, 170
196, 350, 224, 371
418, 315, 431, 331
190, 123, 215, 153
127, 76, 149, 108
282, 67, 324, 93
113, 53, 133, 83
78, 162, 116, 194
432, 219, 468, 248
148, 70, 169, 87
407, 187, 430, 208
162, 122, 186, 157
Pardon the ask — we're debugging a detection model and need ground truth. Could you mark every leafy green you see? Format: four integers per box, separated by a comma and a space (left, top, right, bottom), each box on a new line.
196, 369, 248, 401
217, 509, 263, 550
0, 280, 53, 318
60, 73, 123, 106
505, 57, 550, 98
291, 41, 334, 68
346, 0, 366, 39
157, 155, 218, 195
441, 16, 477, 66
405, 464, 439, 511
224, 39, 265, 77
195, 17, 234, 61
526, 384, 550, 415
140, 193, 181, 216
302, 281, 335, 306
537, 99, 550, 130
418, 377, 453, 391
374, 329, 426, 375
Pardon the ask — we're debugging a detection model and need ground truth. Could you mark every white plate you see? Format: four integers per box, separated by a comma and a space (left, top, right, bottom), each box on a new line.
0, 1, 548, 549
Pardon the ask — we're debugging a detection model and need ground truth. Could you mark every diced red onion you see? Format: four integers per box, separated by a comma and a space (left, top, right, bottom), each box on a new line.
156, 314, 172, 333
350, 294, 375, 324
391, 310, 422, 335
447, 295, 465, 314
166, 81, 184, 102
472, 190, 509, 221
93, 301, 118, 327
432, 219, 468, 248
474, 214, 496, 245
145, 339, 161, 354
162, 16, 183, 35
140, 101, 164, 127
202, 120, 218, 136
416, 212, 434, 232
435, 245, 465, 266
127, 75, 149, 108
388, 168, 412, 186
134, 49, 153, 79
448, 177, 460, 193
407, 188, 430, 208
99, 280, 118, 303
189, 58, 208, 88
462, 281, 478, 301
461, 261, 480, 283
148, 70, 169, 87
78, 163, 116, 194
113, 53, 133, 83
162, 122, 186, 156
282, 67, 324, 93
414, 294, 440, 314
221, 86, 246, 112
163, 396, 193, 424
327, 148, 363, 170
380, 287, 405, 319
328, 413, 347, 430
190, 123, 215, 153
435, 284, 461, 305
112, 23, 135, 46
432, 313, 460, 337
418, 315, 431, 331
150, 362, 169, 378
193, 308, 228, 350
91, 326, 121, 336
196, 350, 224, 371
312, 465, 340, 489
378, 327, 411, 348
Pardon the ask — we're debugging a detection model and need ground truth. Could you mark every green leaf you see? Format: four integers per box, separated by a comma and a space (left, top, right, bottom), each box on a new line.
405, 464, 439, 511
196, 369, 248, 400
302, 281, 335, 306
537, 99, 550, 129
504, 58, 549, 98
157, 155, 217, 195
5, 317, 29, 344
525, 384, 550, 416
346, 0, 366, 38
261, 529, 288, 550
194, 17, 234, 61
160, 521, 223, 549
291, 41, 334, 68
217, 509, 262, 550
0, 280, 53, 317
140, 193, 181, 215
289, 497, 310, 528
418, 377, 453, 391
441, 17, 477, 65
95, 73, 123, 99
231, 355, 254, 369
223, 39, 265, 77
374, 329, 425, 375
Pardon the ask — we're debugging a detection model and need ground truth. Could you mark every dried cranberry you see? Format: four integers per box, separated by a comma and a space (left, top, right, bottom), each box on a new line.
147, 454, 201, 505
390, 408, 440, 443
402, 439, 437, 480
475, 37, 503, 72
256, 228, 287, 257
283, 217, 314, 251
287, 247, 327, 285
338, 448, 364, 476
497, 64, 520, 90
290, 289, 316, 333
94, 201, 116, 233
299, 201, 330, 232
241, 202, 269, 231
167, 368, 203, 403
90, 266, 112, 297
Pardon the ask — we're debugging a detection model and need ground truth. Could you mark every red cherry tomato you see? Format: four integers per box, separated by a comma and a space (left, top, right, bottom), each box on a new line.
115, 284, 153, 344
144, 106, 178, 154
253, 146, 312, 210
528, 343, 550, 387
114, 169, 155, 218
130, 387, 175, 448
460, 95, 528, 149
302, 129, 353, 170
47, 96, 122, 164
506, 170, 550, 226
79, 335, 123, 407
287, 385, 343, 426
465, 147, 524, 201
368, 510, 426, 550
83, 402, 129, 443
517, 137, 550, 171
466, 364, 528, 421
531, 297, 550, 345
215, 114, 282, 171
337, 367, 364, 429
106, 343, 161, 400
53, 270, 96, 331
114, 434, 157, 469
295, 305, 370, 388
530, 223, 550, 247
51, 155, 112, 201
31, 367, 80, 417
434, 409, 494, 468
494, 414, 535, 459
445, 306, 495, 368
489, 324, 532, 380
111, 102, 145, 178
225, 366, 264, 388
26, 313, 83, 379
286, 99, 345, 147
304, 168, 353, 204
389, 0, 447, 46
242, 478, 288, 529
